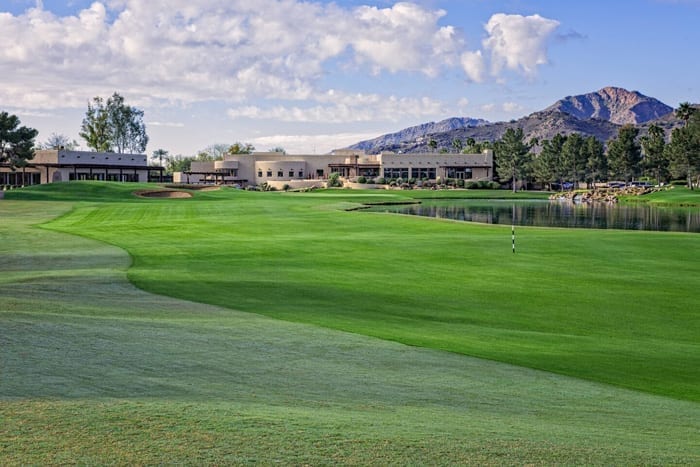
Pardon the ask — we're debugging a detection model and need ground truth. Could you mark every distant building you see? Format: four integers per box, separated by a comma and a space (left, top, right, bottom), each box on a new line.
175, 149, 494, 189
0, 150, 161, 187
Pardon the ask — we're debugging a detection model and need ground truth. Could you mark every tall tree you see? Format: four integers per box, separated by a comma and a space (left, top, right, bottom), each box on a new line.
607, 125, 642, 182
495, 127, 531, 192
152, 148, 169, 167
665, 111, 700, 189
676, 102, 695, 127
428, 138, 438, 152
451, 138, 463, 153
106, 93, 148, 153
561, 133, 586, 189
79, 97, 111, 152
533, 133, 566, 190
640, 124, 668, 185
0, 111, 38, 169
80, 93, 148, 153
584, 136, 607, 187
42, 133, 78, 150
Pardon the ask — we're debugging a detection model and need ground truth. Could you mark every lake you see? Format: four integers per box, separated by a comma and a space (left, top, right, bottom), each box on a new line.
365, 199, 700, 233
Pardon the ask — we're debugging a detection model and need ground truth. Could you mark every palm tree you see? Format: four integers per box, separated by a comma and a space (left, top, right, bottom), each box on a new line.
676, 102, 695, 127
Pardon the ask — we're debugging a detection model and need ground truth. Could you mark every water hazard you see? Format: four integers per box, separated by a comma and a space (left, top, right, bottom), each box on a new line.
366, 199, 700, 233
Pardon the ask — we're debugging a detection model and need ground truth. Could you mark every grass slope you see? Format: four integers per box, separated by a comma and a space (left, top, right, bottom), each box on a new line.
2, 197, 699, 464
33, 182, 700, 403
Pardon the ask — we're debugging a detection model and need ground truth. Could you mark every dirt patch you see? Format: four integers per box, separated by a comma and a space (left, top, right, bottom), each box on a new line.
134, 190, 192, 199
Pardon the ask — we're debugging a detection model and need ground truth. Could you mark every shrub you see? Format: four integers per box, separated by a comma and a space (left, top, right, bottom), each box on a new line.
670, 180, 687, 186
327, 172, 343, 188
375, 177, 386, 185
488, 181, 501, 189
457, 179, 465, 188
477, 180, 490, 189
466, 181, 478, 189
282, 184, 290, 192
357, 176, 367, 184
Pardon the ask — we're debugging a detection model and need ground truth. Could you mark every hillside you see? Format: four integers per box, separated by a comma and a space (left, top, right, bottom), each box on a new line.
546, 86, 673, 124
349, 117, 488, 153
348, 87, 687, 153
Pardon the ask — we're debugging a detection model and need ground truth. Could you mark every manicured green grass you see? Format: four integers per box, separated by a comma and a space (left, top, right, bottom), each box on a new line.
34, 182, 700, 403
620, 185, 700, 206
2, 197, 699, 464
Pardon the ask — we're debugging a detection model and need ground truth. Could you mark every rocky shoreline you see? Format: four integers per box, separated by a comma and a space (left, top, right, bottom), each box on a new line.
548, 186, 667, 203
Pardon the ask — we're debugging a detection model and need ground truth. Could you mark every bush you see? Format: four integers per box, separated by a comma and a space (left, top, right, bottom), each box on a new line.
327, 172, 343, 188
488, 181, 501, 190
477, 180, 490, 189
670, 180, 687, 186
357, 176, 367, 184
466, 181, 478, 189
457, 179, 465, 188
375, 177, 386, 185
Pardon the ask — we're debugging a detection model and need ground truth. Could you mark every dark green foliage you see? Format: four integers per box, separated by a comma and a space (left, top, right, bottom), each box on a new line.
357, 176, 367, 184
640, 124, 668, 185
0, 111, 38, 168
607, 125, 642, 182
495, 127, 532, 192
665, 111, 700, 189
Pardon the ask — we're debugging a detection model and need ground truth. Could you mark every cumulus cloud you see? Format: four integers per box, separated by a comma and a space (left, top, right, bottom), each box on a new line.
0, 0, 468, 109
482, 13, 560, 78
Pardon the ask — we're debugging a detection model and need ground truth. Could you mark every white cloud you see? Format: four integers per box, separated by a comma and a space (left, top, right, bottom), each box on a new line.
228, 93, 446, 123
0, 1, 469, 109
460, 50, 486, 83
502, 101, 524, 113
251, 132, 381, 154
482, 13, 560, 78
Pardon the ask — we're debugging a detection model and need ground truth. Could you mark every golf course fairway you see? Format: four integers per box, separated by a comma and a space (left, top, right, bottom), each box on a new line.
1, 182, 699, 464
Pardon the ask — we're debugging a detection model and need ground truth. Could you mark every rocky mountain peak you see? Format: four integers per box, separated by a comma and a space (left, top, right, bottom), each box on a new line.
546, 86, 673, 125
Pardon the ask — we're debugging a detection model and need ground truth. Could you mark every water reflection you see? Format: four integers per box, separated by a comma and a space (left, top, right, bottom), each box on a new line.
367, 200, 700, 233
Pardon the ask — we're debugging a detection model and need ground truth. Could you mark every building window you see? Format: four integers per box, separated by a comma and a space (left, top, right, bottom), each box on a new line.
411, 167, 436, 180
258, 170, 263, 177
383, 167, 409, 180
298, 171, 304, 178
446, 167, 473, 180
277, 170, 283, 177
289, 170, 294, 177
267, 170, 272, 177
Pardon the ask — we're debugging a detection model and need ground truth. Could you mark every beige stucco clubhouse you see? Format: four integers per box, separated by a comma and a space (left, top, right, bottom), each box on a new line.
1, 148, 493, 190
0, 149, 159, 187
175, 149, 494, 189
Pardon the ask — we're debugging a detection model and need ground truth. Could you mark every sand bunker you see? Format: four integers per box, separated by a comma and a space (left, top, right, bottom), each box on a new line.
134, 189, 192, 199
164, 184, 221, 191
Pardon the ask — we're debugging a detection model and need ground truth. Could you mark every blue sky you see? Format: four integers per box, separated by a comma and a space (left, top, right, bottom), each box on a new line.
1, 0, 699, 156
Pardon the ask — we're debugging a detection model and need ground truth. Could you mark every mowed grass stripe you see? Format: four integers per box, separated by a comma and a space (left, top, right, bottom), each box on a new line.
38, 184, 700, 401
1, 199, 700, 464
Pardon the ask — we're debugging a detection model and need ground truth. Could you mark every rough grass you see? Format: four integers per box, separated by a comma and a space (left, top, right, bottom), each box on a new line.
2, 197, 699, 464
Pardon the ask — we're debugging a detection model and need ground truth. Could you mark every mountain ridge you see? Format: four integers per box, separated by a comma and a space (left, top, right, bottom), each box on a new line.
348, 87, 683, 154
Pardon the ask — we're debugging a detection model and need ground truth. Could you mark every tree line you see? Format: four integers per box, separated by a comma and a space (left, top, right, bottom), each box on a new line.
493, 103, 700, 191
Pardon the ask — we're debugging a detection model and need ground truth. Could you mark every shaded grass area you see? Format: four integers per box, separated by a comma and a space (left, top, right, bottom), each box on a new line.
2, 200, 699, 464
42, 185, 700, 401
